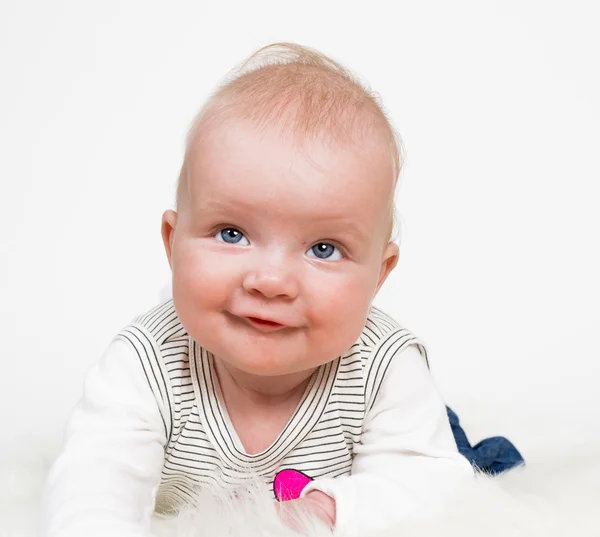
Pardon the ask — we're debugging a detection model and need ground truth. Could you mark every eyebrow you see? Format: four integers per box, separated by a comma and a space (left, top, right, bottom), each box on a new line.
304, 214, 370, 244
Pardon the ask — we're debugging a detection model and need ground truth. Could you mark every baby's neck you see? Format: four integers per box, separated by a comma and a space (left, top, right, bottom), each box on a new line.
213, 358, 315, 408
213, 359, 317, 454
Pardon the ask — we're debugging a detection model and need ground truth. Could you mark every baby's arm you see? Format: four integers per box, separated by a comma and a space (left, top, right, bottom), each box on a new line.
301, 345, 474, 536
42, 337, 167, 537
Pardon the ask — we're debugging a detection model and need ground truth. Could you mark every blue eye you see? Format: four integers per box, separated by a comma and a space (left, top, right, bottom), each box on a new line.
307, 242, 342, 260
215, 228, 249, 245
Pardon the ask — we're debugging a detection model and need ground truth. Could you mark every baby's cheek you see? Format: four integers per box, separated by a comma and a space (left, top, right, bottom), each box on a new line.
171, 252, 221, 317
171, 254, 231, 343
315, 273, 371, 320
175, 247, 227, 290
307, 277, 371, 357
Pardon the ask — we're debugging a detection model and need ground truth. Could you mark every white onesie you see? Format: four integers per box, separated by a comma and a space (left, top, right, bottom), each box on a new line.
42, 300, 473, 537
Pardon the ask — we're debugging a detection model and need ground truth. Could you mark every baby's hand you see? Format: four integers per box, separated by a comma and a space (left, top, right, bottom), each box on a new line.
275, 490, 336, 532
301, 490, 336, 527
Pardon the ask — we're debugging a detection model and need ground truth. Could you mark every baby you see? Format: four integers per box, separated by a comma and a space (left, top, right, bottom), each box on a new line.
42, 43, 473, 536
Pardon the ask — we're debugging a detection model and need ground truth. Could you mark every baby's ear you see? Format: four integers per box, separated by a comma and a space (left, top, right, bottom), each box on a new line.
375, 242, 399, 296
161, 210, 178, 268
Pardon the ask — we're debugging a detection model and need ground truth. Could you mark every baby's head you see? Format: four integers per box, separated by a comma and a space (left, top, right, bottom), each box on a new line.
162, 43, 402, 378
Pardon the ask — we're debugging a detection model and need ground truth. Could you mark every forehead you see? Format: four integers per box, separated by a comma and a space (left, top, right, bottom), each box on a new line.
186, 118, 394, 230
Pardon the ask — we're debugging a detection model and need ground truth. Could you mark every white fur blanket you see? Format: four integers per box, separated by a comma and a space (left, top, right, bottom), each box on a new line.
2, 442, 599, 537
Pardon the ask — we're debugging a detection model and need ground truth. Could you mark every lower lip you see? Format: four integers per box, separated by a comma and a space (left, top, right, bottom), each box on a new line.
245, 317, 285, 331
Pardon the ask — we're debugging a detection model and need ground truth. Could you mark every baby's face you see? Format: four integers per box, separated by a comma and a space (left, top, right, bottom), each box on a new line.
163, 118, 398, 378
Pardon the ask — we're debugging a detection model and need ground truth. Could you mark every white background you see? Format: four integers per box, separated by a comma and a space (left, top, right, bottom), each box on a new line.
1, 0, 598, 461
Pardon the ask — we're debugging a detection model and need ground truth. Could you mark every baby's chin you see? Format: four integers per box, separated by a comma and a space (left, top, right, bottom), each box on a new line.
212, 349, 321, 378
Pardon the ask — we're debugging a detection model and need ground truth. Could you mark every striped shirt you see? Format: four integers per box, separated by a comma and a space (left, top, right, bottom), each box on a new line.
119, 299, 428, 512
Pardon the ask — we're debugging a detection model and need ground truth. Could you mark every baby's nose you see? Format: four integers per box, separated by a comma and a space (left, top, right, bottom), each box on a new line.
242, 264, 299, 300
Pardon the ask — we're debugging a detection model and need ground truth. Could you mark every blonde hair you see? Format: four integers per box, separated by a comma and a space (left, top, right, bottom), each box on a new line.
177, 43, 403, 241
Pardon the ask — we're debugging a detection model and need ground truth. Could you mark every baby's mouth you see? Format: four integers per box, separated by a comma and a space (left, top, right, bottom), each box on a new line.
241, 316, 290, 333
246, 317, 282, 327
227, 310, 291, 333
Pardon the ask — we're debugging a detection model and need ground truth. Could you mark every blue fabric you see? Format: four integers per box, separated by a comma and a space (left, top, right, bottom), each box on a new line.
446, 407, 525, 475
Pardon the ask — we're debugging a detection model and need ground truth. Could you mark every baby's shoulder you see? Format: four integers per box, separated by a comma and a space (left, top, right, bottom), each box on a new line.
354, 308, 428, 408
115, 299, 189, 367
129, 299, 188, 344
355, 306, 428, 367
359, 306, 415, 348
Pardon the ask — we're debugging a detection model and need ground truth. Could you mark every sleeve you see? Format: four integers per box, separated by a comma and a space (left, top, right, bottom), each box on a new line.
300, 345, 474, 537
41, 337, 167, 537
